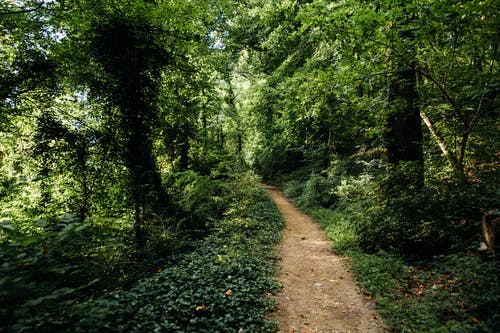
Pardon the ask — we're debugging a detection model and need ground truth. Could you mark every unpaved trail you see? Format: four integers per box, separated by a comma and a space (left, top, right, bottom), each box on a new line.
263, 185, 385, 333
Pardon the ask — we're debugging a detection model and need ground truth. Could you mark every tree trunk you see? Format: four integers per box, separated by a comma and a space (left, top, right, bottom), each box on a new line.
134, 203, 145, 248
179, 127, 190, 171
420, 111, 467, 183
386, 63, 424, 189
385, 5, 424, 190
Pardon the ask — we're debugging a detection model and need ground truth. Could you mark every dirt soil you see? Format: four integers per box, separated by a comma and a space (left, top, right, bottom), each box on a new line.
263, 185, 385, 333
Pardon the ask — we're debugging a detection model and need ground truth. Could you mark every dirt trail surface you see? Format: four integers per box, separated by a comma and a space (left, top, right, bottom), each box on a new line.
263, 185, 385, 333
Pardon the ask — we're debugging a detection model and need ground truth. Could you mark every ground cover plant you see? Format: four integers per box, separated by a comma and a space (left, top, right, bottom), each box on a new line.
1, 173, 284, 332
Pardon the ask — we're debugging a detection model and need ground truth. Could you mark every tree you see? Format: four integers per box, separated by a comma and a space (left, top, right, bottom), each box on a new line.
416, 0, 499, 183
384, 2, 424, 190
89, 5, 168, 245
1, 0, 222, 244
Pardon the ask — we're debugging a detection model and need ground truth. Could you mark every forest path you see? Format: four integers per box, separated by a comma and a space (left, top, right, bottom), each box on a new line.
262, 185, 385, 333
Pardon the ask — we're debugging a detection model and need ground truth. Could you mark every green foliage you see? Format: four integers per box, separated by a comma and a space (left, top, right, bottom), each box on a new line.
1, 0, 231, 241
1, 0, 498, 332
282, 151, 500, 332
232, 0, 499, 187
308, 208, 359, 253
284, 173, 335, 209
252, 138, 305, 180
284, 153, 496, 255
283, 157, 380, 251
166, 170, 227, 237
3, 177, 284, 333
282, 179, 304, 200
347, 250, 500, 333
0, 219, 134, 330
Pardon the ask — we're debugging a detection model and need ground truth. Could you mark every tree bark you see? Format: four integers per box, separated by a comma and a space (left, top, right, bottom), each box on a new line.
384, 5, 424, 190
386, 64, 424, 189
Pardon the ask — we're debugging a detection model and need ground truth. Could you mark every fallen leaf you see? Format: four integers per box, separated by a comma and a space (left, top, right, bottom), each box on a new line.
414, 285, 425, 295
195, 304, 206, 311
470, 317, 480, 324
225, 289, 233, 296
364, 295, 373, 301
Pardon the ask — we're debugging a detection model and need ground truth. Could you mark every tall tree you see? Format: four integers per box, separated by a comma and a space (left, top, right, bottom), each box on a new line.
385, 2, 424, 190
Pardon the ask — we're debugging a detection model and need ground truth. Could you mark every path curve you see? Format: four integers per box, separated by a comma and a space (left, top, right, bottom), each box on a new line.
263, 185, 385, 333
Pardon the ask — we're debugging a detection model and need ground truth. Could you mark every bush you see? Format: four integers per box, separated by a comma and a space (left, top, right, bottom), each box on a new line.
282, 179, 304, 199
4, 175, 284, 333
0, 219, 132, 330
284, 174, 337, 209
308, 208, 359, 252
166, 170, 227, 236
280, 154, 500, 333
297, 174, 335, 208
347, 250, 500, 333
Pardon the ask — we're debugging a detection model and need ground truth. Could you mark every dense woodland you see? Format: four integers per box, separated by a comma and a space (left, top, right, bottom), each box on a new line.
1, 0, 499, 332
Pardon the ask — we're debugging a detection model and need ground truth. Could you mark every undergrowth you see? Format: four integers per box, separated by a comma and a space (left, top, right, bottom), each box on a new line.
282, 159, 500, 333
1, 172, 284, 332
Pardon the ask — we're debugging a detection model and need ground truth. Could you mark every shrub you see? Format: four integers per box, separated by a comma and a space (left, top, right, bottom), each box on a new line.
0, 220, 132, 330
284, 174, 337, 209
166, 170, 227, 236
282, 179, 304, 199
4, 175, 284, 333
347, 250, 500, 333
297, 174, 335, 208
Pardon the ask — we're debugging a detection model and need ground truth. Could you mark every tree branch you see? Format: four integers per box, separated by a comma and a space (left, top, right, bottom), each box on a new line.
466, 41, 499, 135
420, 111, 467, 182
420, 111, 450, 159
419, 68, 467, 125
0, 1, 44, 16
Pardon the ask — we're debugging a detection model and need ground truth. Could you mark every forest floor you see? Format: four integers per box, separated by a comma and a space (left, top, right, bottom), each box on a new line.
263, 185, 385, 333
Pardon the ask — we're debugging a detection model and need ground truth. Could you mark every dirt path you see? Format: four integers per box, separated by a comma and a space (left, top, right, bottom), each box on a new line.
263, 185, 385, 333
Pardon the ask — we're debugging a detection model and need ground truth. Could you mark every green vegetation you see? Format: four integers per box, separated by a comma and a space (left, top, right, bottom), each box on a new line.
1, 0, 499, 332
1, 1, 285, 331
227, 1, 499, 330
1, 173, 284, 332
283, 160, 500, 332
